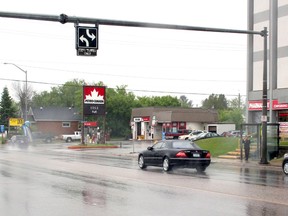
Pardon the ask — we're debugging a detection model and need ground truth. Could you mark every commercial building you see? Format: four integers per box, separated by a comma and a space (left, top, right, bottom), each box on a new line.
247, 0, 288, 139
131, 107, 221, 140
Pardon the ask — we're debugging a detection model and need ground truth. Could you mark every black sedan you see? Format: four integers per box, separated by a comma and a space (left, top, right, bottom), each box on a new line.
282, 153, 288, 175
138, 140, 211, 172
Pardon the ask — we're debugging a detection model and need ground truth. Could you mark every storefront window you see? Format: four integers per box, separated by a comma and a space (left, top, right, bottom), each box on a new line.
278, 112, 288, 141
179, 122, 186, 129
278, 112, 288, 122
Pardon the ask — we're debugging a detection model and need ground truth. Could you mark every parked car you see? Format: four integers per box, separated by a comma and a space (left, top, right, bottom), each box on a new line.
282, 153, 288, 175
178, 130, 204, 140
222, 130, 242, 137
165, 129, 192, 139
31, 131, 54, 143
191, 132, 220, 141
188, 132, 206, 141
61, 131, 82, 142
138, 140, 211, 172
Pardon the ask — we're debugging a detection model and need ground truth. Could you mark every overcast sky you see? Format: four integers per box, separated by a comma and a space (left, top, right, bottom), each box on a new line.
0, 0, 247, 106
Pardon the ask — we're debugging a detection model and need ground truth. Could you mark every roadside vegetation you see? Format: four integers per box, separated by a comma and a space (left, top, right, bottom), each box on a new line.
196, 137, 286, 165
195, 137, 239, 158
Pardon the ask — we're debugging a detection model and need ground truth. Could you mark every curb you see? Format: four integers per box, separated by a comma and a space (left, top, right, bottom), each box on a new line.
212, 158, 282, 168
67, 145, 119, 150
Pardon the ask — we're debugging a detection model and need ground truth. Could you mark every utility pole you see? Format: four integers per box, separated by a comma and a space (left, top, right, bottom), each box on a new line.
4, 63, 28, 121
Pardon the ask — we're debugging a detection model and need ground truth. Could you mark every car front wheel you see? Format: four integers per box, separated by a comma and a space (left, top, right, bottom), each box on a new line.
163, 157, 172, 172
283, 160, 288, 175
138, 155, 147, 169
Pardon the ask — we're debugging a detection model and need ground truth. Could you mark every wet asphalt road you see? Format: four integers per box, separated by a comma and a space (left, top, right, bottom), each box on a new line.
0, 141, 288, 216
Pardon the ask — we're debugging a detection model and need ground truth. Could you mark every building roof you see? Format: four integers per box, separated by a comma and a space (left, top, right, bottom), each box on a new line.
30, 107, 82, 122
131, 107, 218, 123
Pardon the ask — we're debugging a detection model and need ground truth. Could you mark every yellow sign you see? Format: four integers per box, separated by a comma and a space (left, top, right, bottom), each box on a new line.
9, 118, 24, 127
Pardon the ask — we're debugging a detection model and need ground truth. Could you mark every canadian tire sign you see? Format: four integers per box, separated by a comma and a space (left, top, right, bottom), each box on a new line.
83, 86, 106, 115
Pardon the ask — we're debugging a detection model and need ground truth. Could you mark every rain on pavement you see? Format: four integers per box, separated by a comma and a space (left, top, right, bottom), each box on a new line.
0, 141, 287, 216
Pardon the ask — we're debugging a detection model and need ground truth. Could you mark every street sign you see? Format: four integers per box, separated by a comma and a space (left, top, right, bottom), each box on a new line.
0, 125, 4, 133
9, 118, 24, 127
84, 121, 97, 127
76, 26, 98, 56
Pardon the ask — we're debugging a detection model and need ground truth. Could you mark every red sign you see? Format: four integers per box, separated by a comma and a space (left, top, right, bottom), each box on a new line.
248, 100, 288, 111
84, 121, 97, 127
142, 116, 150, 122
83, 86, 105, 105
83, 86, 106, 115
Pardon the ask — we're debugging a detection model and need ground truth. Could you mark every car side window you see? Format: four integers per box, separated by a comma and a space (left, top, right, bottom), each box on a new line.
161, 142, 168, 149
153, 142, 164, 149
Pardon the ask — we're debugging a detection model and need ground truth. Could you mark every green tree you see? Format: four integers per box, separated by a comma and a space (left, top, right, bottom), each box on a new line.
32, 79, 85, 110
105, 85, 136, 137
228, 94, 243, 110
136, 95, 181, 107
202, 94, 228, 110
0, 87, 17, 127
59, 79, 85, 108
219, 109, 244, 129
32, 88, 61, 107
218, 95, 245, 129
179, 95, 193, 107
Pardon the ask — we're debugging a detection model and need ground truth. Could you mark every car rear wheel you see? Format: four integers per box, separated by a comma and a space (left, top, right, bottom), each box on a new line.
138, 155, 147, 169
196, 166, 206, 173
163, 157, 172, 172
66, 137, 72, 143
45, 138, 52, 143
283, 160, 288, 175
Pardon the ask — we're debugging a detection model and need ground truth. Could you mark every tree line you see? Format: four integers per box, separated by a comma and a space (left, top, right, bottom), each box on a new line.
0, 79, 245, 137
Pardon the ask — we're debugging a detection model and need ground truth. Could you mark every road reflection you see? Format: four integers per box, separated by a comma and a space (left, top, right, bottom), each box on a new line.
240, 166, 286, 187
82, 189, 106, 206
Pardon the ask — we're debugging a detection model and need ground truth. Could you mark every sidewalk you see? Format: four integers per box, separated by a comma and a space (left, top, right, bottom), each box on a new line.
212, 157, 282, 169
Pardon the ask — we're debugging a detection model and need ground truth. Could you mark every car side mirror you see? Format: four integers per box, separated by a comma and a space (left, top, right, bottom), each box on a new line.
147, 146, 153, 151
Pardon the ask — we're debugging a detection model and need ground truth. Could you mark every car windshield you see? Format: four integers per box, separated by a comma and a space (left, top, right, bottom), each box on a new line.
172, 141, 200, 149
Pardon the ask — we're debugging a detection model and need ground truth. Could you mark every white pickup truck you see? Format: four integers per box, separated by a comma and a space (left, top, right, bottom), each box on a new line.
61, 131, 82, 143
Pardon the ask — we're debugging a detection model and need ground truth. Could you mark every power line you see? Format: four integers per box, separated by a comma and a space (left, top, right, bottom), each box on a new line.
14, 64, 246, 83
0, 76, 246, 97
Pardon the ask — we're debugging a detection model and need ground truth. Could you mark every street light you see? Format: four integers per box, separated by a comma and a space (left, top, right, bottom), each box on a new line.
4, 63, 28, 121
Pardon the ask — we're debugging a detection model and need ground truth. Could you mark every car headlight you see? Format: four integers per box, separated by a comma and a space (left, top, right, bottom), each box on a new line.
284, 153, 288, 159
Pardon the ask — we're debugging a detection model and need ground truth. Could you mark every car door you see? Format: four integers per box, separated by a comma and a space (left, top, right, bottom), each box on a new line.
146, 141, 165, 166
154, 141, 169, 166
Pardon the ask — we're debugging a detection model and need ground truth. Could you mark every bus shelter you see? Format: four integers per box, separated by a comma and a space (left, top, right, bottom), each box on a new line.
240, 123, 280, 161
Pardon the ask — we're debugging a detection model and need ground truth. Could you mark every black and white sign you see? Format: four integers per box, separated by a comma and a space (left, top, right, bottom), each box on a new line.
76, 26, 98, 56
